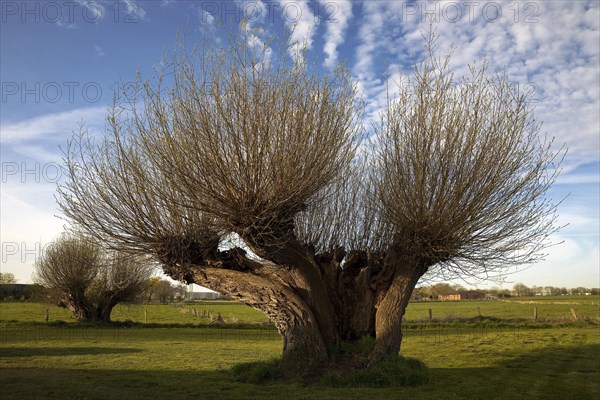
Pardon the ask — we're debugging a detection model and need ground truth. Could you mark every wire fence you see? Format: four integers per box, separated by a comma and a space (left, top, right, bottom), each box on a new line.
0, 324, 279, 344
1, 323, 594, 346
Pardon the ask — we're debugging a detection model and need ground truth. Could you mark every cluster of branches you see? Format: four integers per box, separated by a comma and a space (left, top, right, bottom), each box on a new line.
55, 30, 564, 372
0, 272, 17, 285
34, 233, 153, 323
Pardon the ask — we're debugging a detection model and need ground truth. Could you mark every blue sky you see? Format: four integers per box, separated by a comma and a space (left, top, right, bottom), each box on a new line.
1, 0, 598, 290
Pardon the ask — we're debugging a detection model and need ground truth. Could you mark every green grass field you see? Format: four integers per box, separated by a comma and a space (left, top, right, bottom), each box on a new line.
3, 296, 597, 325
0, 301, 271, 326
405, 295, 600, 322
1, 298, 599, 399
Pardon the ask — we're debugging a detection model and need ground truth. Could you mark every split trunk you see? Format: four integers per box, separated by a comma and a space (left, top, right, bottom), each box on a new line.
161, 240, 428, 374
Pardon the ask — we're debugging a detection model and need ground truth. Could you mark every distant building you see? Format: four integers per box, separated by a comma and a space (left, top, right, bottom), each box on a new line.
438, 290, 486, 301
438, 293, 461, 301
188, 291, 219, 300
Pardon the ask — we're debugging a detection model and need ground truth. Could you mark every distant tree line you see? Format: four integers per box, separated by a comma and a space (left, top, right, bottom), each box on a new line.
0, 272, 17, 284
412, 282, 599, 300
0, 283, 47, 302
1, 269, 189, 305
141, 277, 187, 304
0, 278, 189, 304
3, 277, 597, 303
510, 283, 598, 297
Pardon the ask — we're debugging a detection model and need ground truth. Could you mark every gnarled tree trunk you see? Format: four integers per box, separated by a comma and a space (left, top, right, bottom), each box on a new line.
162, 254, 329, 374
96, 297, 119, 324
160, 240, 425, 375
368, 265, 424, 366
59, 291, 123, 324
60, 290, 95, 322
65, 301, 94, 322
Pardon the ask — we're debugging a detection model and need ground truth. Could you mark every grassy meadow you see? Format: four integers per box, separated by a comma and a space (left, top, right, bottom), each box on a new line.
405, 295, 600, 322
0, 301, 272, 326
1, 297, 599, 399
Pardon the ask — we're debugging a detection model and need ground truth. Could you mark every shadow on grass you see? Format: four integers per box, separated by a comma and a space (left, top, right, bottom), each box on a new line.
426, 343, 600, 400
8, 320, 278, 330
0, 344, 598, 400
0, 346, 143, 357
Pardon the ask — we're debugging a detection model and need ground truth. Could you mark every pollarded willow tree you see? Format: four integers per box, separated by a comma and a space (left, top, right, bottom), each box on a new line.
57, 31, 563, 374
34, 234, 153, 323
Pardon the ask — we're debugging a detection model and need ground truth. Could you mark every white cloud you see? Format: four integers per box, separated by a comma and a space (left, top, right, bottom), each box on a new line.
56, 19, 79, 29
237, 1, 268, 30
319, 0, 353, 70
352, 0, 599, 171
1, 107, 108, 164
76, 0, 105, 21
557, 173, 600, 185
231, 1, 273, 65
122, 0, 147, 21
353, 1, 386, 78
94, 44, 105, 57
1, 107, 107, 145
161, 0, 176, 7
5, 144, 66, 164
243, 0, 268, 23
276, 0, 319, 62
201, 9, 215, 25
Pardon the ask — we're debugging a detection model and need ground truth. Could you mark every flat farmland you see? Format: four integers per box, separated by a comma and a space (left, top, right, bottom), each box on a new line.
405, 295, 600, 322
1, 299, 598, 400
3, 296, 597, 326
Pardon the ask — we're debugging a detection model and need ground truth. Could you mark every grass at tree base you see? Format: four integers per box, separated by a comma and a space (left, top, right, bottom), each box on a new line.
231, 355, 429, 388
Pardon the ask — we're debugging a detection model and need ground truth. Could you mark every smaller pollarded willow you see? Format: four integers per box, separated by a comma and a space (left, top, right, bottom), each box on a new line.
34, 233, 153, 323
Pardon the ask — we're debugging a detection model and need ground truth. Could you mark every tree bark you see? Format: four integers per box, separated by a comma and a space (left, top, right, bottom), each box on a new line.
97, 298, 118, 324
61, 290, 118, 324
317, 248, 381, 340
62, 290, 95, 322
368, 258, 424, 367
242, 235, 340, 349
277, 302, 329, 374
68, 302, 93, 322
173, 263, 330, 374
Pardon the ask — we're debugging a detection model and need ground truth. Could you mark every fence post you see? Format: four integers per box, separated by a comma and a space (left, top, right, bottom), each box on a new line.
477, 307, 481, 317
428, 308, 432, 321
45, 308, 49, 322
570, 308, 578, 321
144, 309, 148, 324
533, 307, 538, 320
